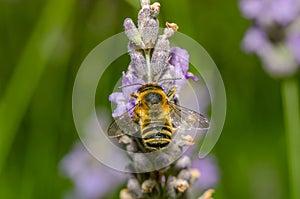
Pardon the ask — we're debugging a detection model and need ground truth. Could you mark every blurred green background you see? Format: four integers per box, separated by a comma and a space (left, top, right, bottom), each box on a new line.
0, 0, 298, 198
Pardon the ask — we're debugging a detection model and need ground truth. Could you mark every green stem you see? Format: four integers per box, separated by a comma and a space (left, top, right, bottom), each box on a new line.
145, 49, 152, 83
281, 78, 300, 199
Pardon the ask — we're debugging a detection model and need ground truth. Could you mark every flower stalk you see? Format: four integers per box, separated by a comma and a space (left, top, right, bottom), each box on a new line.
145, 49, 152, 82
281, 78, 300, 199
240, 1, 300, 198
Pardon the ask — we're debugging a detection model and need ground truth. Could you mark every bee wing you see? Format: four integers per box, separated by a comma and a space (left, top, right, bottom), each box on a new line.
168, 102, 209, 130
107, 107, 140, 137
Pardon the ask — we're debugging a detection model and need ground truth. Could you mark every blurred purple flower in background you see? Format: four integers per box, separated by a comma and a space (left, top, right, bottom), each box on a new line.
242, 27, 269, 54
191, 155, 219, 191
183, 144, 219, 198
287, 32, 300, 64
60, 142, 126, 199
240, 1, 300, 199
239, 0, 299, 26
60, 109, 127, 199
240, 0, 300, 77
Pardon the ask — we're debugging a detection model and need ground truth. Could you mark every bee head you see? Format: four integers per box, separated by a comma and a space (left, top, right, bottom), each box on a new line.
144, 92, 162, 105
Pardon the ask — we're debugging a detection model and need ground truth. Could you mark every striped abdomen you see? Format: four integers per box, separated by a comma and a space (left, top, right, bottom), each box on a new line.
141, 117, 173, 150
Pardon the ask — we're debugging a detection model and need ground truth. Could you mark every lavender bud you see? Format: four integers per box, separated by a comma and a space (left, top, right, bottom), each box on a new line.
178, 135, 195, 147
242, 26, 268, 54
175, 156, 192, 169
198, 189, 215, 199
174, 179, 189, 193
124, 18, 144, 48
287, 33, 300, 64
151, 35, 170, 76
140, 0, 150, 7
128, 43, 148, 78
127, 178, 142, 197
138, 7, 151, 29
119, 135, 132, 145
163, 143, 182, 160
178, 169, 192, 182
154, 152, 172, 170
177, 168, 201, 186
189, 168, 201, 184
150, 2, 160, 17
141, 179, 156, 193
260, 43, 298, 77
140, 19, 159, 49
167, 176, 177, 198
166, 22, 179, 31
164, 22, 179, 38
126, 140, 138, 152
131, 153, 154, 172
120, 189, 136, 199
158, 65, 178, 89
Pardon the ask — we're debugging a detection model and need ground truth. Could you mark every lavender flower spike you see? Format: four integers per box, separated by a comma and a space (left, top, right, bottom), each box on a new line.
109, 1, 214, 198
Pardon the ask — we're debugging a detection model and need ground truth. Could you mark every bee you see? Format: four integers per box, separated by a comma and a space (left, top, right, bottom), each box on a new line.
108, 83, 209, 151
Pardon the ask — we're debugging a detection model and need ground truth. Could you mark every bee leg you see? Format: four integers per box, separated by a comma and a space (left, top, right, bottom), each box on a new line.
167, 87, 177, 100
131, 92, 138, 98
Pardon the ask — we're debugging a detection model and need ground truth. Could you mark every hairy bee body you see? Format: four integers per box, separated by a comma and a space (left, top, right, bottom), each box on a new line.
108, 83, 209, 151
133, 84, 173, 150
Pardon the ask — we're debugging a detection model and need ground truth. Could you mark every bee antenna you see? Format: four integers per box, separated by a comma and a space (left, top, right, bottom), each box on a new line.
118, 83, 143, 89
158, 77, 182, 83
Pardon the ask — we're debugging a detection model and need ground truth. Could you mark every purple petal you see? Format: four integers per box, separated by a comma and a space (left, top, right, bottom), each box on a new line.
109, 92, 125, 105
170, 47, 190, 75
122, 71, 144, 97
128, 44, 148, 79
109, 71, 145, 118
60, 142, 90, 178
112, 103, 128, 117
75, 168, 125, 199
109, 92, 129, 117
259, 43, 298, 77
122, 71, 134, 87
60, 142, 126, 199
287, 33, 300, 64
75, 169, 109, 199
169, 46, 198, 85
242, 27, 269, 54
191, 156, 219, 191
270, 0, 299, 26
239, 0, 264, 19
186, 72, 199, 81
